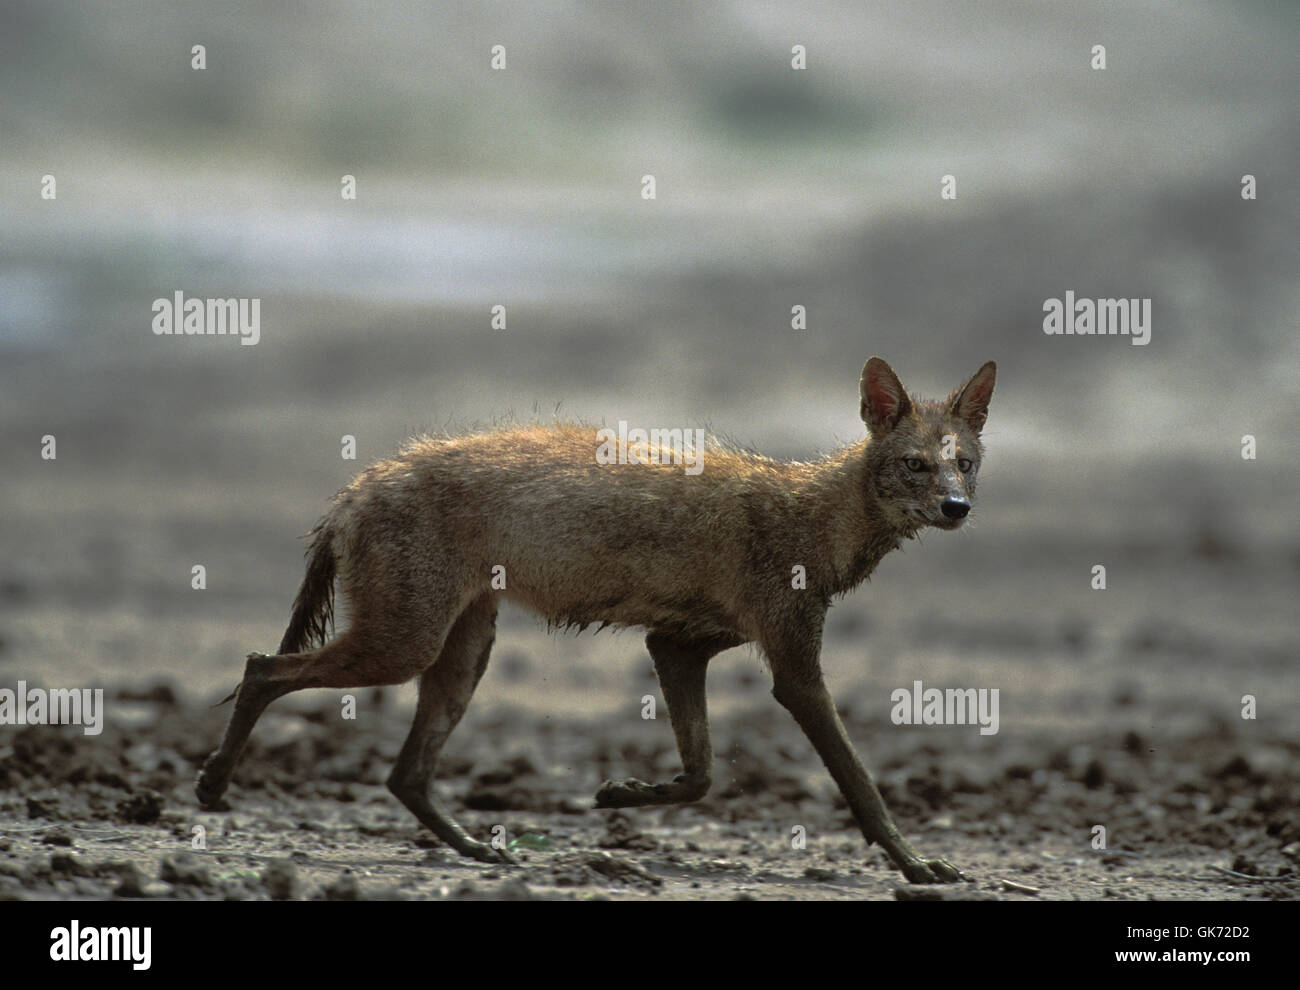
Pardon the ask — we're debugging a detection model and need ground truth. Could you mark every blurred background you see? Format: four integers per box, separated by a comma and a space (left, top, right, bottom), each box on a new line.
1, 1, 1296, 740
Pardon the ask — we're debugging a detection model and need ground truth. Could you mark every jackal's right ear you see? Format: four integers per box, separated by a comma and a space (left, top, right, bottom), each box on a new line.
860, 357, 912, 435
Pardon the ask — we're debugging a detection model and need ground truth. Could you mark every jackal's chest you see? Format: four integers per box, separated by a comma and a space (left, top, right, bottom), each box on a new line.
837, 535, 905, 593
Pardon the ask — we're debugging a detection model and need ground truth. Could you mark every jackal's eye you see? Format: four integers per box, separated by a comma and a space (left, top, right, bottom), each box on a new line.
957, 458, 973, 473
904, 457, 925, 472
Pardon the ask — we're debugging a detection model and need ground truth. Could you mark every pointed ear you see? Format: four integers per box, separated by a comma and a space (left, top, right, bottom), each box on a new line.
946, 360, 997, 434
860, 357, 912, 435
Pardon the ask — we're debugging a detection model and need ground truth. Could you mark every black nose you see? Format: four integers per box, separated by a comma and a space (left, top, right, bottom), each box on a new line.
941, 498, 970, 520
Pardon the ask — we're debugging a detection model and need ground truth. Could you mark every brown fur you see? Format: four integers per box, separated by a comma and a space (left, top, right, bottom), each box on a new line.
197, 357, 996, 883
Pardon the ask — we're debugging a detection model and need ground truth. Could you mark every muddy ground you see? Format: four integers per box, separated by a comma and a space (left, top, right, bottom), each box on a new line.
1, 654, 1296, 902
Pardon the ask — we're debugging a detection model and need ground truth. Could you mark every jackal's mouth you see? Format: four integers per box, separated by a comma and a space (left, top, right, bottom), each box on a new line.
908, 507, 965, 531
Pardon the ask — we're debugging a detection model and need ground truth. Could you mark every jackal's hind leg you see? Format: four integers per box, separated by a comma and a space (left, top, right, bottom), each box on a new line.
386, 594, 515, 864
198, 604, 462, 809
196, 647, 324, 808
595, 631, 739, 809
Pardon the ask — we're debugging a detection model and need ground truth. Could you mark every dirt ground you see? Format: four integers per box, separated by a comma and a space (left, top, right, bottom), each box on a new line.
2, 639, 1296, 902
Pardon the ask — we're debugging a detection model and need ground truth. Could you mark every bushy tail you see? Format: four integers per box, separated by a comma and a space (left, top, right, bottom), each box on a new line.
276, 521, 337, 655
214, 521, 338, 707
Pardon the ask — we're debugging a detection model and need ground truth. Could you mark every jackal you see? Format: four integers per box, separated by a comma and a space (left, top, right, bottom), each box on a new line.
196, 357, 996, 884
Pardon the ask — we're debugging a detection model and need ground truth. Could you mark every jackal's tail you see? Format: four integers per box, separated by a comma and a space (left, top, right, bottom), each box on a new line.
276, 521, 338, 656
214, 521, 337, 707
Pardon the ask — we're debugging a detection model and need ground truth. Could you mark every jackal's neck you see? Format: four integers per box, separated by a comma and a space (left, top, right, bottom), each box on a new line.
797, 439, 909, 596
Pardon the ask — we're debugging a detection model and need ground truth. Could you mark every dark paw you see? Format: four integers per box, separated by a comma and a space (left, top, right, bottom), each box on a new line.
901, 858, 964, 884
594, 777, 665, 808
194, 757, 230, 810
463, 839, 520, 866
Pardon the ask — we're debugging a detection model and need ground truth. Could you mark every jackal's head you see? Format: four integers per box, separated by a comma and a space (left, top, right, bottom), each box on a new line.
859, 357, 997, 533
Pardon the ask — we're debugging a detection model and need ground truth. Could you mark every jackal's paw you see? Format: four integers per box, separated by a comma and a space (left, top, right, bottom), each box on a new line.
194, 757, 230, 810
900, 858, 964, 885
594, 777, 668, 808
461, 838, 520, 866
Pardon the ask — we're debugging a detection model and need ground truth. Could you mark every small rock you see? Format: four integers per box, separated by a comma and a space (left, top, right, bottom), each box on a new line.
495, 879, 533, 900
50, 853, 91, 876
112, 863, 147, 898
1215, 755, 1252, 779
322, 871, 361, 900
1122, 731, 1147, 756
261, 859, 298, 900
1231, 854, 1259, 876
583, 851, 661, 888
116, 682, 179, 705
159, 852, 211, 888
0, 878, 25, 901
598, 812, 657, 851
1081, 760, 1106, 789
463, 788, 533, 811
116, 790, 164, 824
39, 827, 74, 847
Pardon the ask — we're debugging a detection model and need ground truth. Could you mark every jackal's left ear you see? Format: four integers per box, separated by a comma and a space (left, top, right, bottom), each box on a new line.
947, 360, 997, 433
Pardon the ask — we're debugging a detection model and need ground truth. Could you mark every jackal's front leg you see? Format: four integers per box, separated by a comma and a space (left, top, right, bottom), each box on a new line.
771, 665, 962, 885
595, 631, 739, 808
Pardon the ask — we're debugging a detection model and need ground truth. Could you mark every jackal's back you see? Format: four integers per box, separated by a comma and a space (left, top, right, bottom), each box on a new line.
325, 423, 829, 641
